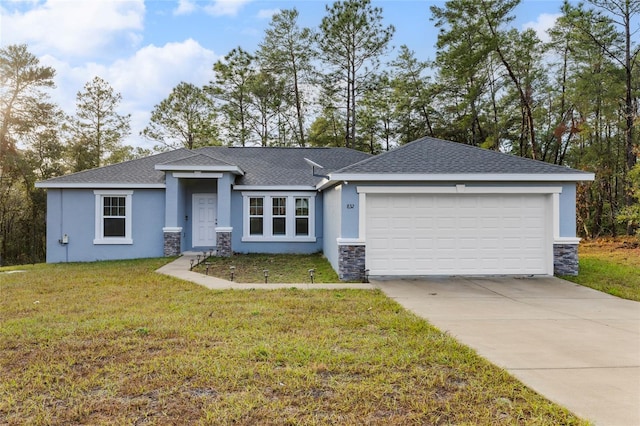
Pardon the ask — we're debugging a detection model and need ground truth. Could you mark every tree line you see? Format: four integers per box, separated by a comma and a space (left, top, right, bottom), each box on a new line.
0, 0, 638, 265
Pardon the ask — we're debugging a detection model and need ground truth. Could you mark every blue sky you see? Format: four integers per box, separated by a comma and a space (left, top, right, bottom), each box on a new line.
1, 0, 567, 149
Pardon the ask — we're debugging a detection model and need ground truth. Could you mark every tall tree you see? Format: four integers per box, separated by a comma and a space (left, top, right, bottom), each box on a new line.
0, 44, 55, 160
0, 44, 61, 265
246, 71, 288, 147
317, 0, 394, 149
207, 47, 255, 146
390, 45, 436, 145
257, 8, 314, 146
67, 76, 131, 171
142, 82, 219, 151
358, 73, 394, 153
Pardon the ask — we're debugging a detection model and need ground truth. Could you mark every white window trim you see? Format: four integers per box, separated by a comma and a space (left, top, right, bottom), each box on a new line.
241, 191, 316, 242
94, 190, 133, 245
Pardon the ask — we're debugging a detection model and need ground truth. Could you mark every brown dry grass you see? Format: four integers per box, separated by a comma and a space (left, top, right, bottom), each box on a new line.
563, 237, 640, 301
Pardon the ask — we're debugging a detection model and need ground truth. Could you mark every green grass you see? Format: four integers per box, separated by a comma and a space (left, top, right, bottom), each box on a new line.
561, 238, 640, 301
0, 259, 586, 425
193, 252, 343, 283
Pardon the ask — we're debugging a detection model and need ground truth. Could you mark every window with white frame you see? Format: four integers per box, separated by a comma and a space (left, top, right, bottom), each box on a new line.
249, 197, 264, 235
94, 190, 133, 244
242, 192, 315, 242
295, 197, 309, 236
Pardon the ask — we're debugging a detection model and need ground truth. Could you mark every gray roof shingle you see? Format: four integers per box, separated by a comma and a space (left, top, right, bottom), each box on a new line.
333, 137, 590, 175
37, 149, 193, 185
36, 146, 371, 187
197, 146, 371, 186
36, 137, 592, 188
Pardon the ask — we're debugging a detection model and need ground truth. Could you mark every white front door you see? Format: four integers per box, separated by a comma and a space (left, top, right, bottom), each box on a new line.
192, 194, 217, 247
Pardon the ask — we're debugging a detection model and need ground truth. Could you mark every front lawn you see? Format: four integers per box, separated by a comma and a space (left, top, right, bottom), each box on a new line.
562, 238, 640, 301
0, 259, 585, 425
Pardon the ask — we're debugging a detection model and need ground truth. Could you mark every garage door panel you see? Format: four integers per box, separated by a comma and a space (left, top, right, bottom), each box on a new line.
366, 193, 550, 276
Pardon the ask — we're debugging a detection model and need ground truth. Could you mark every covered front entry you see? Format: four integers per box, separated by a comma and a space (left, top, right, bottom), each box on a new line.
365, 192, 552, 276
192, 193, 217, 248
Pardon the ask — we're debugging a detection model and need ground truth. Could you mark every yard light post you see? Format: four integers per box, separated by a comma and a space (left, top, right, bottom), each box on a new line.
190, 259, 194, 270
205, 262, 211, 276
308, 268, 315, 284
230, 266, 235, 282
263, 269, 269, 284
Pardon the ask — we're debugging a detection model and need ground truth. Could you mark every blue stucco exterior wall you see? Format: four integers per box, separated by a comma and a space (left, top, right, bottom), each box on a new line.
559, 183, 577, 237
322, 185, 342, 272
46, 188, 166, 263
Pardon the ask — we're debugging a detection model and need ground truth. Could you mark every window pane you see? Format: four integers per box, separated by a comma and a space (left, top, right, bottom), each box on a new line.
296, 218, 309, 236
104, 218, 125, 237
295, 198, 309, 216
273, 217, 286, 235
250, 198, 263, 216
250, 217, 263, 235
104, 197, 126, 217
272, 197, 286, 216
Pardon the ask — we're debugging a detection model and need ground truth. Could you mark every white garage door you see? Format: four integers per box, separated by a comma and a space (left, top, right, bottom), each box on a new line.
366, 193, 550, 276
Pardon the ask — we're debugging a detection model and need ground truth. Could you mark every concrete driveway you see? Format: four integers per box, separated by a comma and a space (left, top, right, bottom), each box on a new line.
373, 276, 640, 426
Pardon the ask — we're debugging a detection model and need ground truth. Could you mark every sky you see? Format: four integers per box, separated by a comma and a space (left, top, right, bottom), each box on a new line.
0, 0, 568, 150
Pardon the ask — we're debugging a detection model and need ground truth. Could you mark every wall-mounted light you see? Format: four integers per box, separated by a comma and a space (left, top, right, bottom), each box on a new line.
58, 234, 69, 245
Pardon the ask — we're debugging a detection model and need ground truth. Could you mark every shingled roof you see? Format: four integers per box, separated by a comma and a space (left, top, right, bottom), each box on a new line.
36, 146, 371, 188
36, 138, 593, 189
331, 137, 593, 177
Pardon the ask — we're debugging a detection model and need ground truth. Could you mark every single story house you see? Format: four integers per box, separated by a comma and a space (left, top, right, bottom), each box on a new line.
36, 137, 595, 279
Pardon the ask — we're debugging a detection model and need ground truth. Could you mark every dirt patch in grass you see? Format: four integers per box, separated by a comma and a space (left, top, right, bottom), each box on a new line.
0, 259, 586, 425
562, 237, 640, 301
193, 252, 343, 283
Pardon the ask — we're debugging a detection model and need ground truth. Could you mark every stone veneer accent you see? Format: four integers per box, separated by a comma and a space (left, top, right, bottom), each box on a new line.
338, 244, 366, 281
216, 231, 232, 257
553, 243, 579, 276
163, 230, 181, 257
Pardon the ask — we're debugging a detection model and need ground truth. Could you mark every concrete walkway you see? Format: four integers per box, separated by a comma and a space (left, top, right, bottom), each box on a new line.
156, 253, 374, 290
373, 276, 640, 426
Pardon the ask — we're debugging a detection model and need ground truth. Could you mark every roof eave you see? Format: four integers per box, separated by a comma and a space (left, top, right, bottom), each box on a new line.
34, 182, 166, 189
317, 172, 596, 190
155, 164, 244, 175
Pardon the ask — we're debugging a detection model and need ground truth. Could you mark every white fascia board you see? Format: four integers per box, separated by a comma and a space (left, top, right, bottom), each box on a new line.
233, 185, 317, 191
357, 185, 563, 194
155, 164, 244, 175
327, 172, 595, 183
172, 172, 223, 178
35, 182, 165, 189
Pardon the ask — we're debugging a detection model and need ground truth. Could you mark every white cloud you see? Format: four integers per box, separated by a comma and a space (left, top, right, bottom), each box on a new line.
41, 39, 218, 149
173, 0, 196, 16
1, 0, 145, 58
257, 8, 279, 19
522, 13, 561, 43
204, 0, 253, 17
